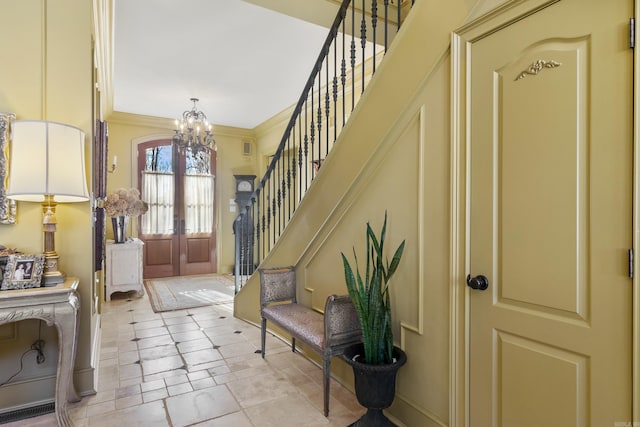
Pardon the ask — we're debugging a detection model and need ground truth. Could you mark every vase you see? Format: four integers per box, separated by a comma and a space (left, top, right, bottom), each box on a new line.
111, 216, 129, 243
343, 343, 407, 427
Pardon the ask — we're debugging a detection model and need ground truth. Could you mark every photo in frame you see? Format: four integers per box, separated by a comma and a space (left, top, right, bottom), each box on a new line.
1, 254, 45, 290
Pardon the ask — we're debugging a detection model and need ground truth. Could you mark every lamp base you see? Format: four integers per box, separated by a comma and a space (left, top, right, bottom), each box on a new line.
42, 251, 65, 287
42, 272, 65, 287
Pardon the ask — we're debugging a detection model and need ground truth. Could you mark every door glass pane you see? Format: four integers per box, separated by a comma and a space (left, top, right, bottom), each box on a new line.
145, 145, 173, 172
141, 146, 175, 234
184, 148, 214, 233
185, 149, 210, 174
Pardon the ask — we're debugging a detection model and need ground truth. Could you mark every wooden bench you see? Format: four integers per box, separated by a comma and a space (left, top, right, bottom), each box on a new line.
259, 266, 361, 417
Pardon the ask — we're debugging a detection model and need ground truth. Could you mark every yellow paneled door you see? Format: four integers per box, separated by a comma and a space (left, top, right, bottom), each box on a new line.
465, 0, 632, 425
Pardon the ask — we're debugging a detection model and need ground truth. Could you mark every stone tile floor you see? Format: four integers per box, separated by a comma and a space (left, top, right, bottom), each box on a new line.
5, 289, 364, 426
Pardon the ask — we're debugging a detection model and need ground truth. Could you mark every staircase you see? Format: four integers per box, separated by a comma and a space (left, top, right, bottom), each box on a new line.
234, 0, 414, 292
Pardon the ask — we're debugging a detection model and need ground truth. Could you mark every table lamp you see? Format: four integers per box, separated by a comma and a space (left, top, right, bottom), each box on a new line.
7, 120, 89, 286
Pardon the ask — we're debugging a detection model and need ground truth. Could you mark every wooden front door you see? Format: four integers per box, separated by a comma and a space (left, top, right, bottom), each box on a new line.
461, 0, 633, 425
138, 140, 217, 278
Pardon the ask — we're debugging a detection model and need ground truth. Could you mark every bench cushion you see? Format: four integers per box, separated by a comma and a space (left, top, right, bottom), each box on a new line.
262, 304, 325, 352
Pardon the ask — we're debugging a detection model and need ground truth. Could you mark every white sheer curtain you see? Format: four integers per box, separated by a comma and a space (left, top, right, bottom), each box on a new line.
141, 171, 174, 234
184, 174, 214, 233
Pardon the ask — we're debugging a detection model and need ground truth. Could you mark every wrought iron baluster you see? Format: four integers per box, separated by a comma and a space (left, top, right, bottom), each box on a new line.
341, 20, 347, 127
288, 131, 293, 218
266, 191, 271, 253
372, 0, 378, 74
271, 179, 276, 247
234, 216, 241, 291
250, 201, 257, 275
316, 72, 322, 175
279, 155, 284, 236
260, 189, 266, 261
317, 76, 322, 170
384, 0, 389, 52
361, 0, 366, 93
325, 55, 330, 154
310, 85, 316, 180
298, 122, 303, 204
237, 209, 244, 280
333, 40, 339, 142
251, 190, 262, 264
351, 2, 356, 111
304, 99, 309, 191
242, 205, 251, 278
276, 160, 281, 239
286, 131, 292, 214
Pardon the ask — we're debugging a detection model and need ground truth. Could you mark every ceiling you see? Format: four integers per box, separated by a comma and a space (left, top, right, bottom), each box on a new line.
112, 0, 336, 129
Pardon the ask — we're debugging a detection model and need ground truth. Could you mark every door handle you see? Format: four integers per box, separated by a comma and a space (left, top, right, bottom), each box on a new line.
466, 274, 489, 291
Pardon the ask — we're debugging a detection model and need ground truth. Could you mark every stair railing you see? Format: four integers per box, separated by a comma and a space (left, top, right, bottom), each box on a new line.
234, 0, 414, 292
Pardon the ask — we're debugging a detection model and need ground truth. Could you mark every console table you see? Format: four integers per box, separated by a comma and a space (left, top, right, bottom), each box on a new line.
105, 238, 144, 301
0, 277, 80, 426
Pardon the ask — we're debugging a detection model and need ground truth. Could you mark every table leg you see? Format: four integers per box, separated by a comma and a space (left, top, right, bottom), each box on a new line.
52, 291, 80, 426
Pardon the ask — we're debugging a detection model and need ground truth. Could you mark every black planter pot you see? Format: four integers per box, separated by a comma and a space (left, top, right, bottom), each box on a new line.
343, 343, 407, 427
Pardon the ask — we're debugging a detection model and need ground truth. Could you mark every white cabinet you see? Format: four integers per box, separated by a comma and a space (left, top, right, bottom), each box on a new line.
105, 238, 144, 301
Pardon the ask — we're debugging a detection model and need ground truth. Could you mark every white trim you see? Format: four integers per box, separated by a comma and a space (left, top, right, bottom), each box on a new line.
450, 29, 465, 427
633, 0, 639, 422
89, 313, 101, 393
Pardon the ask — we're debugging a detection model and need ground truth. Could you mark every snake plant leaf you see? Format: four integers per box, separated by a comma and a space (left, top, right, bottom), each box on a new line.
341, 211, 405, 365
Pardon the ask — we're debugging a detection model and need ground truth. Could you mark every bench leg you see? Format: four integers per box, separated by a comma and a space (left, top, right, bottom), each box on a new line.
323, 356, 331, 417
261, 317, 267, 358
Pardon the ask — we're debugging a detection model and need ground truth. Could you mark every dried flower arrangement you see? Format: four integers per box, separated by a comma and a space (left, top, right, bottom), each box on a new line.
104, 188, 148, 217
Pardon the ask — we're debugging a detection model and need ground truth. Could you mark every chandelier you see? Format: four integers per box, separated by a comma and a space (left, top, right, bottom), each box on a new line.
173, 98, 216, 153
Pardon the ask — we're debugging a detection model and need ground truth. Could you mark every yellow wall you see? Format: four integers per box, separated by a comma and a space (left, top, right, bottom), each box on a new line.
105, 113, 259, 274
0, 0, 97, 409
234, 0, 494, 426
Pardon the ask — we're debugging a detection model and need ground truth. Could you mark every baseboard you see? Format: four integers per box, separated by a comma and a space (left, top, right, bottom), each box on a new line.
0, 402, 54, 424
72, 314, 101, 396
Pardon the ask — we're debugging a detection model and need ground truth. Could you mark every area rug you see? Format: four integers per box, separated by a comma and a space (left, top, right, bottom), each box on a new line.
144, 274, 235, 313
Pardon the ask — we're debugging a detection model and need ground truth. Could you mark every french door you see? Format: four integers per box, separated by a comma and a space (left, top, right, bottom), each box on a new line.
137, 140, 217, 278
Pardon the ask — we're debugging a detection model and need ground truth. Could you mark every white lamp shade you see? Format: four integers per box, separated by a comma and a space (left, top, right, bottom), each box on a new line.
7, 120, 89, 203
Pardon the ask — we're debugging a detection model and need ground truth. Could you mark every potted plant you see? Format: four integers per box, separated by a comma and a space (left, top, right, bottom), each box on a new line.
341, 211, 406, 427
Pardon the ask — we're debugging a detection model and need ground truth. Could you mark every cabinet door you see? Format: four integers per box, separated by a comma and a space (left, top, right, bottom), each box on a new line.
107, 242, 142, 286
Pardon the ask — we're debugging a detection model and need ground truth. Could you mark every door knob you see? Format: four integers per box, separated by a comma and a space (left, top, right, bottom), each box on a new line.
466, 274, 489, 290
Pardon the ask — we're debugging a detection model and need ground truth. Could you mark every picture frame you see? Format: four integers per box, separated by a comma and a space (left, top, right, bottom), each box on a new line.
0, 113, 17, 224
1, 254, 45, 290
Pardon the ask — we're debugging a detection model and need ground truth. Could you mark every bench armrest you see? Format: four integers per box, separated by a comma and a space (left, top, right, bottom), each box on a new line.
259, 266, 297, 306
324, 294, 361, 349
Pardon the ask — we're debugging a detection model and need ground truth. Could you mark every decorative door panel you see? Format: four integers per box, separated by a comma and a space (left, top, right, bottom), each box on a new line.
497, 332, 588, 426
497, 44, 589, 321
